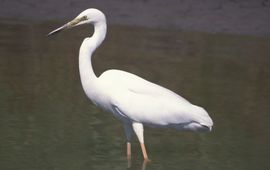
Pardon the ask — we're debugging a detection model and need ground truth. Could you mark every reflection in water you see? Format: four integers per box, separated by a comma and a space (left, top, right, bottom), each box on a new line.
127, 158, 132, 168
141, 160, 149, 170
127, 159, 149, 170
126, 159, 150, 170
0, 19, 270, 170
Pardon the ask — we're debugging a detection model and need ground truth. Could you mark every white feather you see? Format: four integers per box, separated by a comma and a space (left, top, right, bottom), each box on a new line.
98, 69, 213, 130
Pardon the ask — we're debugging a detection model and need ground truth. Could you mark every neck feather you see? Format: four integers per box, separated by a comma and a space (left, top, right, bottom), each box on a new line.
79, 21, 107, 96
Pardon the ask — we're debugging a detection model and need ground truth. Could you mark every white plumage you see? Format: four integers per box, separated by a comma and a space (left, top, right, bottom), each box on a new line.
48, 8, 213, 160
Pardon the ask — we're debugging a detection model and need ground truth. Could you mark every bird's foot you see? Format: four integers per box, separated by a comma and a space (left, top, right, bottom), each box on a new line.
143, 158, 151, 162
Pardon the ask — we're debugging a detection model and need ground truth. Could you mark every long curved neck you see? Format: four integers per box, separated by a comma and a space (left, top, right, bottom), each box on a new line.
79, 21, 107, 95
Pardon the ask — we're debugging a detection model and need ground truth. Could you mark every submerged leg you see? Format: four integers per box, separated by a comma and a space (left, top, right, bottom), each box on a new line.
132, 122, 150, 160
123, 123, 133, 160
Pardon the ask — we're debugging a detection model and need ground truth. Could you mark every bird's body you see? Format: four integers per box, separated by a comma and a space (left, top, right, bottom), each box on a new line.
93, 69, 212, 130
48, 8, 213, 160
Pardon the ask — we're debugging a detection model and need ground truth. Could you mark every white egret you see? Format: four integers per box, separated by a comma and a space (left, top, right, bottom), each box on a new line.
48, 8, 213, 161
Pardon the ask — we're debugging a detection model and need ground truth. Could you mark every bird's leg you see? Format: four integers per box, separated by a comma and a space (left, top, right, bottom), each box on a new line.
132, 122, 150, 161
127, 142, 131, 159
140, 143, 149, 161
123, 123, 133, 160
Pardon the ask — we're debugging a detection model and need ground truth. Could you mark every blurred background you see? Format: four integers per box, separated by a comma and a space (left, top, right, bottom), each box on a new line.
1, 0, 270, 35
0, 0, 270, 170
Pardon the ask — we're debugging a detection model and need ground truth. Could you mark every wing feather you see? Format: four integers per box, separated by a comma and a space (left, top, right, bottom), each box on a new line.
100, 70, 196, 126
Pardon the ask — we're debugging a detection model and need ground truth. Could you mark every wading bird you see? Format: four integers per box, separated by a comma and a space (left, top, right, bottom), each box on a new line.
48, 8, 213, 161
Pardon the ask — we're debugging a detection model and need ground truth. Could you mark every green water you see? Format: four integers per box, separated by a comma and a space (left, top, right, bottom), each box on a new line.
0, 19, 270, 170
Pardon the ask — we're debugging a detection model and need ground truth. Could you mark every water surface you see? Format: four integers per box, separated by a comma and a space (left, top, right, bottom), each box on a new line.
0, 19, 270, 170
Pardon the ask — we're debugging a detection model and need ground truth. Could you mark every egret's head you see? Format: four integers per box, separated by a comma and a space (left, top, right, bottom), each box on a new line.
47, 8, 106, 36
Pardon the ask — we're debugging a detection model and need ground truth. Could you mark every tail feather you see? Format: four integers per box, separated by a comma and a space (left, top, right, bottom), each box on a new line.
192, 106, 213, 128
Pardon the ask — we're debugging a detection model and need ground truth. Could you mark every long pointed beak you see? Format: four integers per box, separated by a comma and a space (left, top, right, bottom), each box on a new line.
47, 16, 87, 36
47, 23, 69, 36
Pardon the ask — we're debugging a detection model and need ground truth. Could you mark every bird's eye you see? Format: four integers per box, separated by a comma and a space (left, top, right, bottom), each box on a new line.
82, 16, 87, 21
